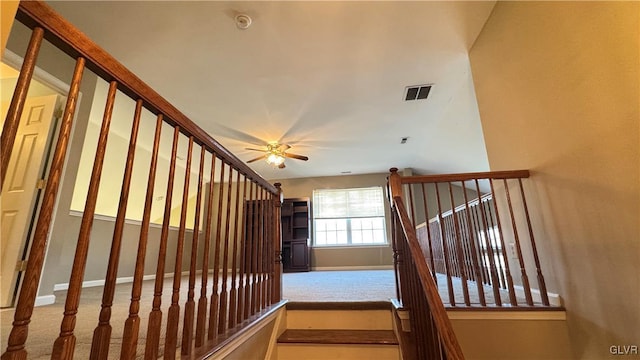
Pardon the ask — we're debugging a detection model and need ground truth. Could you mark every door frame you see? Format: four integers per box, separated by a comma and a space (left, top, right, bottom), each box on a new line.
2, 49, 75, 307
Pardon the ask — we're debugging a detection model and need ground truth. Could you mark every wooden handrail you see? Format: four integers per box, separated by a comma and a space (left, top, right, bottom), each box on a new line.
398, 170, 530, 184
15, 0, 276, 195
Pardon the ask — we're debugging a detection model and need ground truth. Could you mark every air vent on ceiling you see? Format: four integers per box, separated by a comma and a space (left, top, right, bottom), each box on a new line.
404, 84, 432, 101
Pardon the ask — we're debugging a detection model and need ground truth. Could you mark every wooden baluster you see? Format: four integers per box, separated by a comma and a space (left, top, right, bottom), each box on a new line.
208, 161, 226, 339
1, 57, 84, 360
397, 212, 413, 308
447, 183, 470, 306
90, 98, 143, 359
408, 184, 416, 226
474, 179, 502, 306
391, 208, 403, 300
502, 179, 533, 305
120, 115, 163, 360
262, 189, 270, 309
1, 27, 44, 190
144, 125, 180, 359
51, 80, 117, 359
265, 188, 272, 308
488, 179, 517, 305
243, 182, 255, 320
164, 136, 194, 359
407, 251, 422, 353
420, 183, 438, 285
484, 197, 506, 289
251, 187, 261, 315
459, 207, 472, 281
195, 153, 217, 347
181, 146, 205, 355
456, 207, 469, 278
390, 204, 403, 302
470, 200, 490, 285
217, 166, 234, 334
444, 217, 457, 277
518, 178, 549, 305
464, 210, 476, 283
250, 183, 260, 316
253, 188, 264, 314
272, 183, 283, 304
266, 190, 275, 306
228, 172, 243, 328
259, 188, 267, 310
461, 183, 486, 306
237, 178, 249, 324
434, 183, 455, 306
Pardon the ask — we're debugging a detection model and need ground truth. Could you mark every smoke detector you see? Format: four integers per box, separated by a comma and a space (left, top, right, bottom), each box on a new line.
235, 14, 252, 29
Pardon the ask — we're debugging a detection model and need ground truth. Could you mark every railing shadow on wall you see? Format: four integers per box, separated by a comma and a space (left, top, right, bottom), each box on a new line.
388, 167, 560, 309
1, 1, 284, 359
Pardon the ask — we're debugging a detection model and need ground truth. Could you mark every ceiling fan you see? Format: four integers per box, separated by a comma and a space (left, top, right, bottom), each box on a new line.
246, 142, 309, 169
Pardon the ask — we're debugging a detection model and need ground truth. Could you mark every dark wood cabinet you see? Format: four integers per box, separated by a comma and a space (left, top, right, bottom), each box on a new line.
281, 198, 310, 272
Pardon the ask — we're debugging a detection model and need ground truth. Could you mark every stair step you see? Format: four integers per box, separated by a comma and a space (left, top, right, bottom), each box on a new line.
278, 329, 399, 345
285, 302, 394, 330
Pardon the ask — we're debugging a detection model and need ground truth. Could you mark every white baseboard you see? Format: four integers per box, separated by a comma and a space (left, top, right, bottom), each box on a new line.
310, 265, 394, 271
448, 309, 566, 321
53, 269, 212, 292
35, 295, 56, 307
513, 285, 562, 307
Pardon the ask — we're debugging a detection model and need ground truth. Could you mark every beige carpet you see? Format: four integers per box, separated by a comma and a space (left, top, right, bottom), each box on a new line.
1, 269, 530, 359
282, 270, 529, 306
1, 276, 193, 359
282, 270, 397, 302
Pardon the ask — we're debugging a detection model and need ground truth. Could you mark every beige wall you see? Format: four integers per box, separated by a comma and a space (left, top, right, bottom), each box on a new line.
452, 317, 572, 360
1, 1, 18, 58
5, 22, 210, 299
272, 173, 394, 269
470, 2, 639, 359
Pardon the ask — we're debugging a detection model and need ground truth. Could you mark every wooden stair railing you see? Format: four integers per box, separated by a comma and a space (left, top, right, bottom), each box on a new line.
388, 169, 465, 360
390, 168, 551, 308
1, 2, 283, 359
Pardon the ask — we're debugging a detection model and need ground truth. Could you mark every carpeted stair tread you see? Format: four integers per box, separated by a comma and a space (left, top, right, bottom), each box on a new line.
278, 329, 398, 345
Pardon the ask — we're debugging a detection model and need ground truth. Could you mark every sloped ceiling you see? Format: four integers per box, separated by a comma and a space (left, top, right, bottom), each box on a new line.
47, 1, 495, 180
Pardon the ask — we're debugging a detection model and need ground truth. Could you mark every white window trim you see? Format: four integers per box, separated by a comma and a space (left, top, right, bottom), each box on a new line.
312, 187, 388, 247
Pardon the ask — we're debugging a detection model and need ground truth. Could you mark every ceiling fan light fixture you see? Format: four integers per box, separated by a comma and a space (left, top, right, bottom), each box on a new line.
266, 153, 285, 166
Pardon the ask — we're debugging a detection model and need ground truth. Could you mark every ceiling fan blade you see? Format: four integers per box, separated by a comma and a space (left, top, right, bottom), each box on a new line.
279, 144, 291, 151
278, 163, 286, 169
210, 123, 266, 146
245, 147, 266, 152
284, 153, 309, 161
247, 154, 267, 163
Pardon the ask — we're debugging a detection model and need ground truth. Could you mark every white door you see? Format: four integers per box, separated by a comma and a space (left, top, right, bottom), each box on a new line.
1, 94, 59, 307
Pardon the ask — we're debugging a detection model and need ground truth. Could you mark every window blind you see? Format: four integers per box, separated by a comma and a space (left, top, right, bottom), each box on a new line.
313, 187, 385, 219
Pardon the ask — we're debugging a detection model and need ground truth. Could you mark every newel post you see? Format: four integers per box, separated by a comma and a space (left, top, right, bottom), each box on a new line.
389, 167, 404, 200
388, 168, 405, 303
272, 183, 283, 303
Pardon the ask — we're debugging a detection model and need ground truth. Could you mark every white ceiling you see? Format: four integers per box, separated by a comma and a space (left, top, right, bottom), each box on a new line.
47, 1, 495, 181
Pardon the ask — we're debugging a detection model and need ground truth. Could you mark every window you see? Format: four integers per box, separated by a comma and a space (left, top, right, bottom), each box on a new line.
312, 187, 387, 246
